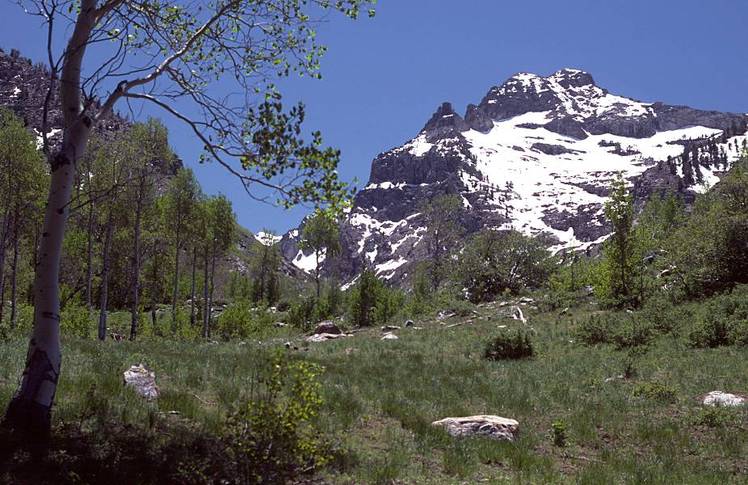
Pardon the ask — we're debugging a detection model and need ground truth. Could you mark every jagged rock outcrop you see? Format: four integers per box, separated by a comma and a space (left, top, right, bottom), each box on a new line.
281, 69, 748, 287
0, 47, 132, 153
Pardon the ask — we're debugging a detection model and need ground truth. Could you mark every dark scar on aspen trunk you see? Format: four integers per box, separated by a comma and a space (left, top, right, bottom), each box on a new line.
51, 152, 71, 172
41, 311, 61, 322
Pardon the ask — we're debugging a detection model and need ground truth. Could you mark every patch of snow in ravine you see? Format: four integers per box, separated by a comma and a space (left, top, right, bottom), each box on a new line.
292, 248, 325, 273
255, 231, 281, 246
375, 257, 408, 279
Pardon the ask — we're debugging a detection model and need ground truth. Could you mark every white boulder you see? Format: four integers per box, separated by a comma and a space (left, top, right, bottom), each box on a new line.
123, 364, 159, 400
305, 333, 348, 343
702, 391, 746, 407
432, 415, 519, 441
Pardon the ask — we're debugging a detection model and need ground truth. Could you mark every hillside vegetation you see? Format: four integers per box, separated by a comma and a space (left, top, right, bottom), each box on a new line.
1, 292, 747, 483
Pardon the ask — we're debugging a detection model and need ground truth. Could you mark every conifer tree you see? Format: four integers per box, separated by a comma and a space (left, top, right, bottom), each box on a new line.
600, 174, 640, 306
682, 149, 694, 186
299, 210, 341, 298
421, 194, 464, 290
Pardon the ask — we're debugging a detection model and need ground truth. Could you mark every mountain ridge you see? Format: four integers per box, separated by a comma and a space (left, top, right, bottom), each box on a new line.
282, 67, 748, 286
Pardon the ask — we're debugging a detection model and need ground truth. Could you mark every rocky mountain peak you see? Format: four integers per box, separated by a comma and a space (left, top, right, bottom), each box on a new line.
280, 68, 748, 286
421, 101, 468, 139
547, 68, 595, 89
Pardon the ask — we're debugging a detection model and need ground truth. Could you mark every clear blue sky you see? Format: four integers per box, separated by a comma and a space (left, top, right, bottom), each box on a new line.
2, 0, 747, 234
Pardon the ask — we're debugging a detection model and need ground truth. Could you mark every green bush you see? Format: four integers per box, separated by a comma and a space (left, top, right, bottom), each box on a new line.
61, 304, 93, 339
373, 285, 405, 326
687, 288, 748, 348
665, 166, 748, 298
688, 313, 731, 348
215, 301, 272, 339
691, 406, 740, 428
611, 316, 655, 350
226, 353, 328, 483
484, 329, 534, 360
348, 268, 405, 327
348, 269, 378, 327
576, 312, 656, 349
551, 420, 567, 447
457, 230, 555, 303
632, 382, 677, 403
729, 319, 748, 346
286, 296, 321, 331
640, 296, 687, 335
574, 314, 613, 345
168, 307, 201, 340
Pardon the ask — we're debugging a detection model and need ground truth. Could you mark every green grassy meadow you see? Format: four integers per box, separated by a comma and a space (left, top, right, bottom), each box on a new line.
1, 300, 747, 484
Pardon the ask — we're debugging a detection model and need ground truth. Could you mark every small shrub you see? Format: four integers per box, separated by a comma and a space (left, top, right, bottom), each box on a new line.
61, 304, 93, 339
226, 353, 328, 484
286, 296, 319, 331
537, 289, 575, 313
484, 329, 534, 360
632, 382, 677, 403
215, 301, 272, 339
577, 312, 655, 350
134, 311, 155, 339
689, 287, 748, 348
275, 299, 291, 313
622, 359, 637, 379
688, 313, 731, 348
551, 420, 567, 447
691, 406, 739, 428
612, 316, 654, 350
729, 320, 748, 346
173, 307, 201, 340
348, 269, 405, 327
575, 315, 612, 345
641, 296, 687, 335
373, 285, 405, 325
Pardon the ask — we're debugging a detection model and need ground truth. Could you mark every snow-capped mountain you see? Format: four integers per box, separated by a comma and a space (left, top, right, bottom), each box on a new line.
284, 68, 748, 285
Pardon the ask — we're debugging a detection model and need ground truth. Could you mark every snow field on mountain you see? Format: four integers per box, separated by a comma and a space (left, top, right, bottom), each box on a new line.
461, 111, 726, 250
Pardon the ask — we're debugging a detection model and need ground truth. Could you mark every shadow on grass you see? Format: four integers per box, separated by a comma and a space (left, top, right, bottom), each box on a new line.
0, 420, 231, 484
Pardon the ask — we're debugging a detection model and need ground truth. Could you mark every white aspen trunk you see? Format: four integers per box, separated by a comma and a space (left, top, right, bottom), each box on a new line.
3, 136, 89, 435
85, 197, 94, 311
315, 251, 320, 299
10, 204, 20, 329
202, 247, 210, 338
171, 233, 181, 333
98, 214, 114, 341
208, 246, 217, 325
190, 247, 197, 326
129, 178, 144, 341
3, 0, 96, 436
